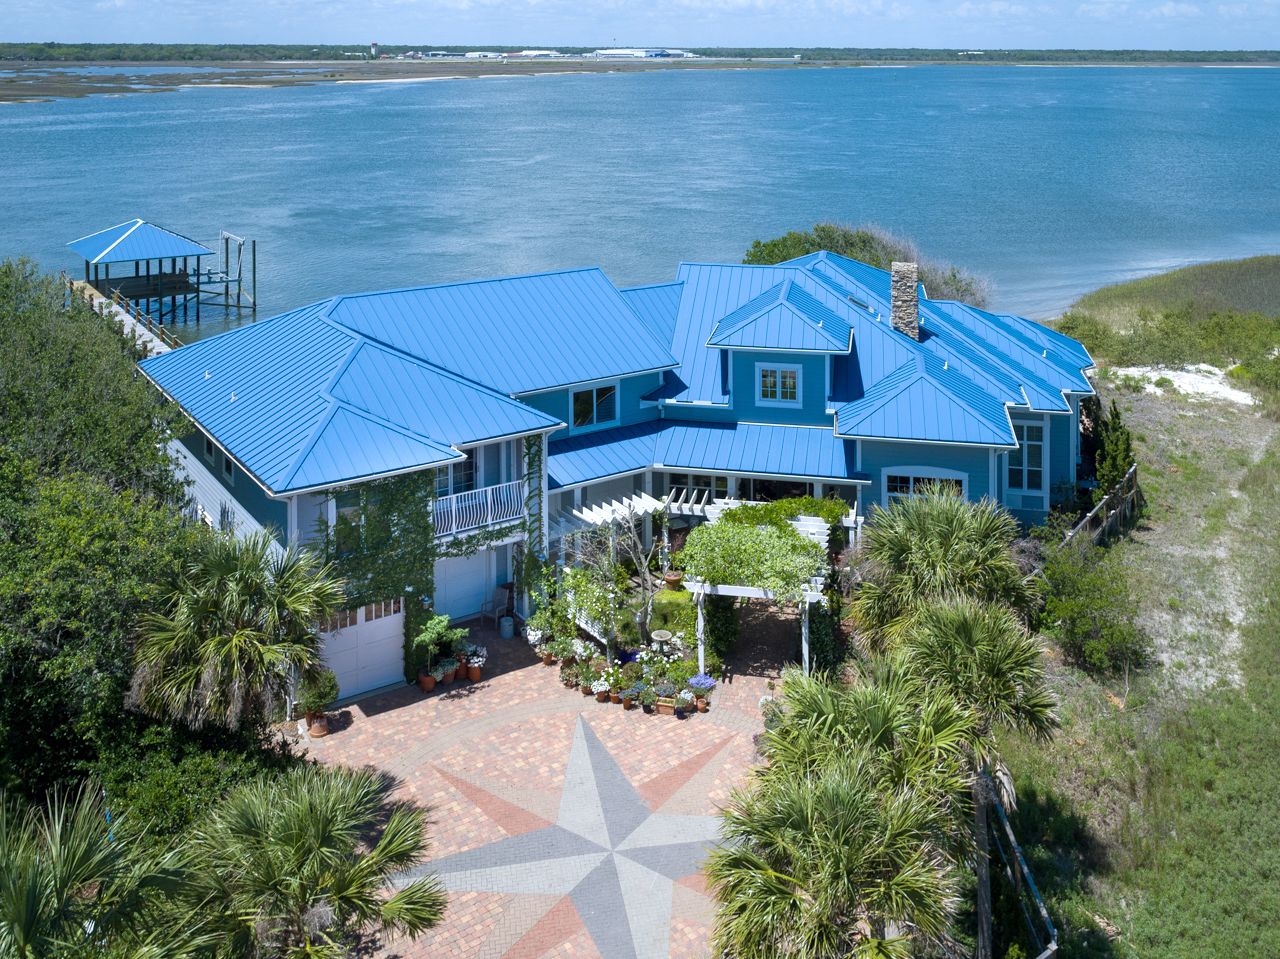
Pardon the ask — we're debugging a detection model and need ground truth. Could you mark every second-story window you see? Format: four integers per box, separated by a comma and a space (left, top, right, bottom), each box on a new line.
757, 364, 801, 406
572, 383, 617, 429
221, 452, 235, 486
1008, 423, 1045, 491
453, 455, 475, 494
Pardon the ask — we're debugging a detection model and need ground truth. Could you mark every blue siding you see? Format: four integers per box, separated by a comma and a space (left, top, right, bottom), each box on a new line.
730, 351, 830, 425
1049, 411, 1074, 503
180, 431, 288, 534
859, 440, 995, 511
520, 372, 661, 435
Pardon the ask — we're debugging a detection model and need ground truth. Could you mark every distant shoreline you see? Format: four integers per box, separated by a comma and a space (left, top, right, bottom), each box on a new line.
3, 56, 1278, 104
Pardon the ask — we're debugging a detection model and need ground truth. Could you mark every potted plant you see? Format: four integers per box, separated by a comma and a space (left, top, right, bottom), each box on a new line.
688, 673, 717, 712
638, 685, 657, 714
437, 656, 459, 684
654, 681, 677, 715
466, 646, 488, 682
591, 676, 611, 703
548, 634, 577, 666
675, 688, 695, 719
412, 614, 469, 692
577, 662, 595, 695
602, 665, 626, 704
621, 685, 642, 710
558, 660, 578, 688
452, 638, 471, 674
297, 668, 340, 738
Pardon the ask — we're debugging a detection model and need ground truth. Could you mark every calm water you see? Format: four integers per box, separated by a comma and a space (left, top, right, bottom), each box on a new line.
2, 65, 1278, 338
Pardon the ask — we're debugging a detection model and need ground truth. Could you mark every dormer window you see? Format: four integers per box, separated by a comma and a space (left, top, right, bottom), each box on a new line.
572, 383, 618, 430
757, 364, 801, 406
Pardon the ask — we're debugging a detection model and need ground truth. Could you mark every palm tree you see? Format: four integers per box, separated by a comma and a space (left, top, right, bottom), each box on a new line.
182, 765, 447, 958
707, 753, 960, 959
0, 785, 198, 959
707, 671, 976, 957
898, 597, 1058, 959
852, 484, 1038, 651
133, 530, 346, 730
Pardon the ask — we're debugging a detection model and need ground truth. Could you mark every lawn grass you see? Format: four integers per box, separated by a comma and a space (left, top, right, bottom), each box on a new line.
1073, 255, 1280, 331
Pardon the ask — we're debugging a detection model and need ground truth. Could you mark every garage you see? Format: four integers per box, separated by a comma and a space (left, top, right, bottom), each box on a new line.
433, 551, 492, 620
321, 599, 406, 700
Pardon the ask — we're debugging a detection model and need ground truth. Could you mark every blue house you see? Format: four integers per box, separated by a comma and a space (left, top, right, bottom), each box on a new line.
139, 252, 1094, 698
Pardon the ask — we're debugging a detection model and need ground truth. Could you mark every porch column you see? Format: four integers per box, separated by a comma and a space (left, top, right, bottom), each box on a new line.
695, 588, 706, 674
801, 600, 811, 676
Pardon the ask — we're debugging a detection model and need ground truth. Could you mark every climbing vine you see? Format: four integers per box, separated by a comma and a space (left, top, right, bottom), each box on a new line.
516, 434, 547, 600
318, 442, 547, 682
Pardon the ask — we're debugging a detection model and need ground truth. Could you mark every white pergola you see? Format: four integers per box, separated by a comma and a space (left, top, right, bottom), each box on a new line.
685, 575, 828, 676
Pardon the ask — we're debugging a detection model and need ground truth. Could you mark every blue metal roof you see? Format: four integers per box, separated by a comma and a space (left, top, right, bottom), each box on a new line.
834, 357, 1018, 448
619, 282, 683, 346
706, 279, 852, 353
547, 419, 866, 489
325, 268, 678, 396
67, 219, 213, 265
139, 302, 560, 496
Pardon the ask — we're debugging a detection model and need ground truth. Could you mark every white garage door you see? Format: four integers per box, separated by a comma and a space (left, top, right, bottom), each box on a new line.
322, 601, 405, 700
434, 552, 491, 620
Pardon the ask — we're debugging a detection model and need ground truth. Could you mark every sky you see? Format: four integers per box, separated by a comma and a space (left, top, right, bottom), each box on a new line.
12, 0, 1280, 50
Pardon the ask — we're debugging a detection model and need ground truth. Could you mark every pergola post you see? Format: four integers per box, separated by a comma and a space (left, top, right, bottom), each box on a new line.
695, 587, 706, 675
801, 600, 811, 676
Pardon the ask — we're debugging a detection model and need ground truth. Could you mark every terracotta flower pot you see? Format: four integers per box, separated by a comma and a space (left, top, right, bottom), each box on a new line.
622, 697, 634, 710
581, 684, 593, 696
595, 690, 609, 703
663, 571, 683, 590
440, 668, 454, 684
696, 698, 708, 713
609, 692, 622, 705
542, 653, 555, 666
418, 671, 436, 692
467, 665, 482, 682
308, 714, 330, 737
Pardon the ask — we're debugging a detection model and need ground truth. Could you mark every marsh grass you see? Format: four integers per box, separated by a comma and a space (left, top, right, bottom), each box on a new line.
1074, 255, 1280, 330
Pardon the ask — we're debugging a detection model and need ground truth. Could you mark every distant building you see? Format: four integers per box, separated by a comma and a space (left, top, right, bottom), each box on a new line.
511, 49, 563, 58
370, 41, 379, 58
464, 51, 504, 60
592, 48, 697, 59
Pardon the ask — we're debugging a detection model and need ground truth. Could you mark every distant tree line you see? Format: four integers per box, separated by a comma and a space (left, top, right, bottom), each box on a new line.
2, 42, 1277, 63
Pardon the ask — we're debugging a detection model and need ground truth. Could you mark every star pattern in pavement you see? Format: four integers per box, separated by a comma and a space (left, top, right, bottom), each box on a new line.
398, 716, 723, 959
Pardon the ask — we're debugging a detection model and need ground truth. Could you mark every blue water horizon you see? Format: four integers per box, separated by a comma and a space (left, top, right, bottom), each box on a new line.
2, 64, 1277, 338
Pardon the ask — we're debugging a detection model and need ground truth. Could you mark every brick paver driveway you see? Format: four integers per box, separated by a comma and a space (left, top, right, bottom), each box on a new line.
306, 622, 773, 959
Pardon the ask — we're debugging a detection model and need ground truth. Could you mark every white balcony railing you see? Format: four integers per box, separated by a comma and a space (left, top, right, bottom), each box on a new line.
433, 479, 526, 537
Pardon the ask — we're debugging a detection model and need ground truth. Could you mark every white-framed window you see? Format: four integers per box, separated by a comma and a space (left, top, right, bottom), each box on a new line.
221, 452, 235, 486
1008, 423, 1045, 492
363, 597, 403, 622
571, 383, 618, 430
756, 363, 801, 406
202, 435, 216, 464
881, 467, 966, 506
434, 457, 477, 496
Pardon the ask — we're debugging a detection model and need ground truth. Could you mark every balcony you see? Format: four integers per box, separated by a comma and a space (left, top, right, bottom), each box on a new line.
433, 479, 526, 537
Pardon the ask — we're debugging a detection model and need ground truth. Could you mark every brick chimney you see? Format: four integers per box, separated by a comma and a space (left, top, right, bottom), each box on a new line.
891, 261, 920, 340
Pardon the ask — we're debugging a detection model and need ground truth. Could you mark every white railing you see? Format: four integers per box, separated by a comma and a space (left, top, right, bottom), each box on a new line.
433, 479, 525, 537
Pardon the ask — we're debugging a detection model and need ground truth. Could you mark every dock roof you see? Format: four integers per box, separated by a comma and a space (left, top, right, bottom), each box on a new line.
67, 219, 213, 265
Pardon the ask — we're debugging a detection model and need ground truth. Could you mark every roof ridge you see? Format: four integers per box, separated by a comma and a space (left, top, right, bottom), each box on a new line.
620, 280, 685, 292
329, 265, 608, 306
92, 219, 145, 264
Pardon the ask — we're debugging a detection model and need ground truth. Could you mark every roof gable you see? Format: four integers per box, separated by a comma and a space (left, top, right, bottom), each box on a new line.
706, 279, 852, 352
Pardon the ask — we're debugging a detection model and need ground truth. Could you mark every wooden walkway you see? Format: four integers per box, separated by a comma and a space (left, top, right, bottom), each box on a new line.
67, 277, 177, 355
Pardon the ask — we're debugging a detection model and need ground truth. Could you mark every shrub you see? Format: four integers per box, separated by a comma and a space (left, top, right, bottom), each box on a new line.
705, 595, 739, 658
807, 604, 845, 672
94, 716, 297, 842
651, 589, 697, 634
296, 668, 340, 715
406, 612, 469, 680
1040, 544, 1150, 674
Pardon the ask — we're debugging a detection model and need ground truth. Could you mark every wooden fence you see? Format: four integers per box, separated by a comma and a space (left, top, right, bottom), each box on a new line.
1061, 463, 1142, 549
